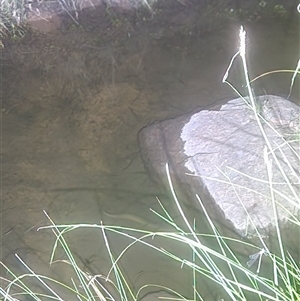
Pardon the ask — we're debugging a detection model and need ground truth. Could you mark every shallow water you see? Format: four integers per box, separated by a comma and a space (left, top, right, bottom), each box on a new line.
1, 1, 299, 300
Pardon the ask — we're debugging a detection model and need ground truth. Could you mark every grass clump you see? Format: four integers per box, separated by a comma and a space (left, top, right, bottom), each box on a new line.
0, 0, 27, 47
0, 0, 158, 48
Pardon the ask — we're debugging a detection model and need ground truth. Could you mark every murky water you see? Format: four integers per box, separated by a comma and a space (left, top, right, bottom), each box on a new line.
1, 1, 299, 300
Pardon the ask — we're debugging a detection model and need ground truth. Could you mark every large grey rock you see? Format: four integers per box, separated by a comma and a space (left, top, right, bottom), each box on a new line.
139, 95, 300, 246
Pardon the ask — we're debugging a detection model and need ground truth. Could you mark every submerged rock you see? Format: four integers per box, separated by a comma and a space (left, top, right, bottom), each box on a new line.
139, 95, 300, 246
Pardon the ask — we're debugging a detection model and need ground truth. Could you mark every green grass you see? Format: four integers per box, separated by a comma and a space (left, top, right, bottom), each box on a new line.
0, 0, 158, 47
0, 0, 26, 47
1, 26, 299, 301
